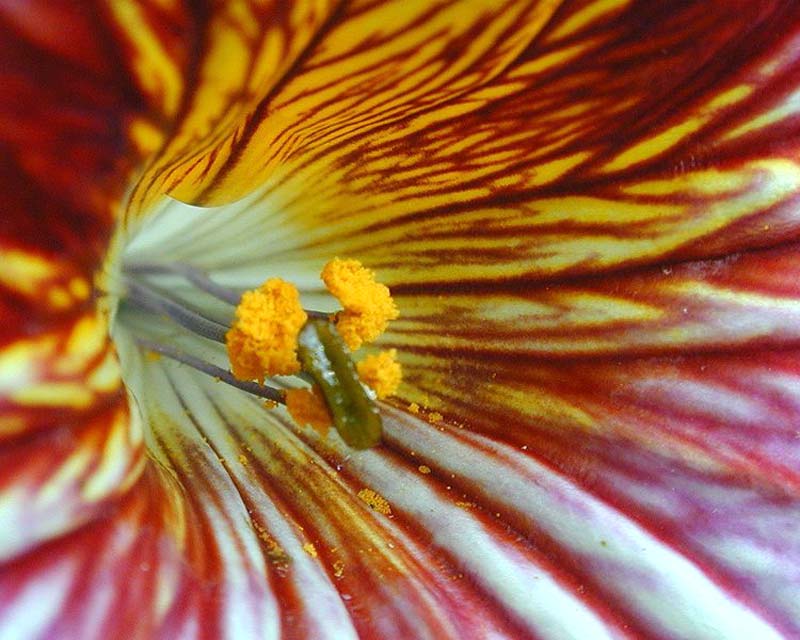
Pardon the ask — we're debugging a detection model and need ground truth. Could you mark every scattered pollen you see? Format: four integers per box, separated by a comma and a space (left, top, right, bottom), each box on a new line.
321, 258, 398, 350
238, 454, 248, 466
303, 542, 318, 558
333, 560, 345, 579
285, 386, 332, 434
455, 501, 477, 509
226, 278, 307, 382
357, 349, 402, 399
251, 521, 290, 566
357, 488, 392, 515
428, 411, 443, 424
408, 402, 420, 414
418, 465, 431, 474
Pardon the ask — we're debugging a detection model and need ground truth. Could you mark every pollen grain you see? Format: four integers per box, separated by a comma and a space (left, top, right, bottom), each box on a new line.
357, 349, 402, 399
321, 258, 398, 350
357, 488, 392, 515
226, 278, 307, 382
285, 385, 332, 434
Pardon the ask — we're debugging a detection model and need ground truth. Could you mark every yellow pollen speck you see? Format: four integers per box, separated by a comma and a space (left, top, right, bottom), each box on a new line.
238, 454, 248, 466
455, 501, 477, 509
226, 278, 307, 382
262, 536, 289, 566
357, 488, 392, 515
321, 258, 398, 350
428, 412, 443, 424
333, 560, 345, 578
418, 465, 431, 474
285, 386, 332, 434
263, 399, 277, 409
356, 349, 402, 399
303, 542, 318, 558
408, 402, 420, 414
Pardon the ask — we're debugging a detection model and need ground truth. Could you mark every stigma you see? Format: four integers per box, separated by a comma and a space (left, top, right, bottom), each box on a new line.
121, 258, 401, 449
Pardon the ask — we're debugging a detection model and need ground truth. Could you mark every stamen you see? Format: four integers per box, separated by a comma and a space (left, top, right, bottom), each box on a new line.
321, 258, 399, 350
285, 385, 332, 433
124, 261, 328, 318
125, 261, 242, 304
136, 338, 284, 404
123, 257, 402, 450
123, 278, 228, 342
356, 349, 402, 399
226, 278, 308, 382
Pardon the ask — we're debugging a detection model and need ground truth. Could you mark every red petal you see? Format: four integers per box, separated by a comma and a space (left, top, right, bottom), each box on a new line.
0, 0, 194, 557
4, 1, 800, 638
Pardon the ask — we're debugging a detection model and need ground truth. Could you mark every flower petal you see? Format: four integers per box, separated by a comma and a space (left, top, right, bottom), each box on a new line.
0, 0, 194, 555
121, 4, 796, 635
125, 0, 341, 219
389, 246, 800, 355
130, 0, 563, 209
173, 1, 800, 285
13, 345, 795, 638
390, 242, 800, 487
367, 408, 798, 638
6, 2, 800, 638
110, 344, 556, 638
372, 245, 800, 635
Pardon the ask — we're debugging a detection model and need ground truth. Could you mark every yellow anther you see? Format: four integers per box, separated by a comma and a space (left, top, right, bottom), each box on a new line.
226, 278, 307, 382
357, 349, 402, 399
285, 385, 332, 433
321, 258, 398, 351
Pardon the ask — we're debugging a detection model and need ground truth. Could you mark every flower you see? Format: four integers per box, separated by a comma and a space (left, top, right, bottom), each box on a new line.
2, 1, 800, 638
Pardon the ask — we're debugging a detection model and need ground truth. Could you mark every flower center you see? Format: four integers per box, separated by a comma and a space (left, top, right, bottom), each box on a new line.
107, 210, 400, 449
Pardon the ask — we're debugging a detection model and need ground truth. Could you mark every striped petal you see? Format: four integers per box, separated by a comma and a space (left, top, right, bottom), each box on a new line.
111, 0, 800, 636
156, 1, 800, 285
5, 1, 800, 639
0, 0, 199, 560
124, 0, 341, 220
2, 340, 550, 638
125, 0, 563, 211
